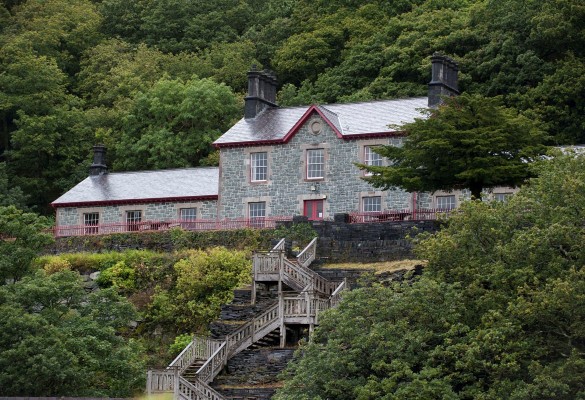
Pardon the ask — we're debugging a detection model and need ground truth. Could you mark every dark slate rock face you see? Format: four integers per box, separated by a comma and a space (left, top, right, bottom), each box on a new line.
212, 348, 295, 400
312, 219, 440, 263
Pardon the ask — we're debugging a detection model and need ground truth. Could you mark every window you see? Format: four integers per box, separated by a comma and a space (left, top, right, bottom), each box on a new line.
436, 195, 456, 210
179, 208, 197, 220
364, 146, 383, 176
363, 196, 382, 212
494, 193, 513, 202
251, 152, 268, 182
307, 149, 324, 179
83, 212, 99, 235
179, 208, 197, 229
126, 210, 142, 231
248, 202, 266, 228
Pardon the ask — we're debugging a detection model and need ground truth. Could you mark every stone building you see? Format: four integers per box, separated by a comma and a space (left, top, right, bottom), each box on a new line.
51, 54, 515, 234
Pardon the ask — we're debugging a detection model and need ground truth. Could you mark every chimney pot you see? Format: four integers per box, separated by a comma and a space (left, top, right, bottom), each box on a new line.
244, 66, 278, 119
428, 53, 459, 107
89, 145, 107, 176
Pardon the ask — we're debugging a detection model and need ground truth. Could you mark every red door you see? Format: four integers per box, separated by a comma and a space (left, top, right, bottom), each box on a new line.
304, 200, 324, 221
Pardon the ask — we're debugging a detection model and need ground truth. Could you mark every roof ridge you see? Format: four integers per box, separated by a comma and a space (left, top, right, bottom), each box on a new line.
100, 166, 219, 176
317, 104, 339, 116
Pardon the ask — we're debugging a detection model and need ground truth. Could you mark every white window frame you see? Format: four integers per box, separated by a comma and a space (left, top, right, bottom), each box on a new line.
362, 196, 382, 213
494, 192, 513, 202
126, 210, 142, 231
83, 212, 99, 235
436, 195, 456, 210
248, 202, 266, 228
250, 152, 268, 182
364, 146, 383, 176
179, 208, 197, 221
306, 149, 324, 180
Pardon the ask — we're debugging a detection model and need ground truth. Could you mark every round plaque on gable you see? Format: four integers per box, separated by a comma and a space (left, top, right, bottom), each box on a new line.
310, 120, 322, 135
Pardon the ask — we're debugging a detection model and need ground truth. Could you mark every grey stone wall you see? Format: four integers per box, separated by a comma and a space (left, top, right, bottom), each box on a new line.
218, 113, 411, 219
56, 200, 217, 227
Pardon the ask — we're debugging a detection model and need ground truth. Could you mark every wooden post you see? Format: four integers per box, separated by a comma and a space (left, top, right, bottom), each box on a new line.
146, 370, 152, 395
173, 367, 179, 399
279, 291, 286, 348
251, 254, 256, 305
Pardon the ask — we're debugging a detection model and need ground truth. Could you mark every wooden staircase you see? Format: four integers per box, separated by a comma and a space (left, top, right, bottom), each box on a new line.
146, 237, 348, 400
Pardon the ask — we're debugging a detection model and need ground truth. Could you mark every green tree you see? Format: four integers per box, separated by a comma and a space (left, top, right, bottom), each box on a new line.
0, 163, 28, 209
148, 247, 251, 332
8, 0, 102, 76
362, 93, 547, 199
0, 270, 144, 396
113, 76, 240, 171
276, 153, 585, 399
0, 206, 53, 283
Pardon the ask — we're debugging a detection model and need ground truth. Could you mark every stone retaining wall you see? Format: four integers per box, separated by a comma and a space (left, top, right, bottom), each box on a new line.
309, 217, 440, 262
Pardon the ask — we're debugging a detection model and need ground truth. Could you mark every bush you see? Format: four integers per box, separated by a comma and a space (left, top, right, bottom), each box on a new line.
169, 333, 194, 357
42, 257, 71, 274
97, 261, 136, 293
145, 247, 252, 333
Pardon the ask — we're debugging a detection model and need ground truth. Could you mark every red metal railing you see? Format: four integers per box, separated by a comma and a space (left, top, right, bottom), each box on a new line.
348, 208, 455, 223
51, 216, 293, 238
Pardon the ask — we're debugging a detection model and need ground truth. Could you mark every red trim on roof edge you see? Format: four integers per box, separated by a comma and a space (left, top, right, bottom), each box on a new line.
213, 105, 405, 148
282, 105, 344, 142
51, 195, 218, 208
342, 131, 407, 139
214, 131, 406, 148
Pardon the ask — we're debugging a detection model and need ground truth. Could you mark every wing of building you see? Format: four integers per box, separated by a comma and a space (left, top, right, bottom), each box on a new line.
52, 54, 513, 235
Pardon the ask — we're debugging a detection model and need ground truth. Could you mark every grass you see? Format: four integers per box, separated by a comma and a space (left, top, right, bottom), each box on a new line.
319, 259, 425, 275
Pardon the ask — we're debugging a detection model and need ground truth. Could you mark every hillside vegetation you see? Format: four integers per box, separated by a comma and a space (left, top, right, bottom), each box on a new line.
276, 153, 585, 400
1, 0, 584, 212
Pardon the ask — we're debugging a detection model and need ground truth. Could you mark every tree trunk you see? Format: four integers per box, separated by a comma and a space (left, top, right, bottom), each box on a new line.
470, 183, 483, 201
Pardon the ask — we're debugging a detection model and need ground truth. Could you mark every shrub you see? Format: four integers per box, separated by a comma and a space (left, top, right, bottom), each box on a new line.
42, 257, 72, 274
169, 333, 194, 357
97, 261, 136, 293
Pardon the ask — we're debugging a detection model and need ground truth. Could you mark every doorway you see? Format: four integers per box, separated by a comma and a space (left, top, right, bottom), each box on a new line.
303, 199, 324, 221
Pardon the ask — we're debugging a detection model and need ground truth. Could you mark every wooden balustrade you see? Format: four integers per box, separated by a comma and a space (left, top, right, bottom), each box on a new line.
270, 238, 286, 252
196, 342, 228, 383
169, 336, 224, 374
181, 378, 225, 400
147, 368, 178, 394
253, 252, 283, 274
329, 279, 347, 308
296, 237, 317, 268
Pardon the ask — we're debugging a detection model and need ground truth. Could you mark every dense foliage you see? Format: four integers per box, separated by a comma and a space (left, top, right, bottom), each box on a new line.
0, 0, 583, 212
275, 154, 585, 399
0, 270, 145, 396
363, 93, 548, 199
36, 246, 252, 334
0, 205, 53, 282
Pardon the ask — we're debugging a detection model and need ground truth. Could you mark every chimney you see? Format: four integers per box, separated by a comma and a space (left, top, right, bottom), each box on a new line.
244, 65, 278, 119
89, 145, 107, 176
428, 53, 459, 108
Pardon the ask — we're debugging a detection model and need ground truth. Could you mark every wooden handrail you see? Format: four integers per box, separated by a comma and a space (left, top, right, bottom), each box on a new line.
169, 336, 224, 374
179, 376, 225, 400
270, 238, 286, 252
296, 237, 317, 268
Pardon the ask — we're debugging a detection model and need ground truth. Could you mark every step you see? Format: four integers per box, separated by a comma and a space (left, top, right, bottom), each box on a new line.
211, 347, 295, 390
214, 387, 279, 400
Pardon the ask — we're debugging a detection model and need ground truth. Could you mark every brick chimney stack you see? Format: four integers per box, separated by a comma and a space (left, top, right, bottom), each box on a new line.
89, 144, 107, 176
245, 66, 278, 119
428, 53, 459, 108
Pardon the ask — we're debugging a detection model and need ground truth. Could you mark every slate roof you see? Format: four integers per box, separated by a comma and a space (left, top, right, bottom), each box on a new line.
52, 167, 219, 207
214, 97, 428, 146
